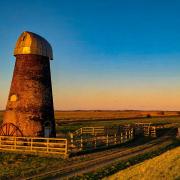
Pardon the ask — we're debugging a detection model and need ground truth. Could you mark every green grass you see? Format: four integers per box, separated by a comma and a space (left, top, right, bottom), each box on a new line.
0, 152, 66, 179
0, 111, 179, 179
70, 138, 180, 180
0, 111, 179, 134
57, 116, 180, 134
0, 137, 178, 179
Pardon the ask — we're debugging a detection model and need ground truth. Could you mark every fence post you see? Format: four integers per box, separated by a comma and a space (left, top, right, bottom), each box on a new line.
121, 133, 123, 143
65, 139, 68, 156
125, 131, 128, 142
93, 127, 95, 135
81, 128, 83, 135
14, 136, 16, 150
30, 138, 33, 151
129, 129, 131, 139
0, 136, 1, 147
151, 127, 156, 137
94, 135, 96, 148
47, 138, 49, 152
132, 129, 134, 139
130, 129, 132, 139
80, 136, 83, 149
106, 134, 109, 146
70, 133, 74, 147
114, 134, 117, 144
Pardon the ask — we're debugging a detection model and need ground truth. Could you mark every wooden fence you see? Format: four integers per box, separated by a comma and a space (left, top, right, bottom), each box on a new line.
0, 126, 134, 156
135, 123, 158, 137
0, 136, 68, 157
73, 126, 105, 136
69, 127, 134, 151
143, 126, 156, 137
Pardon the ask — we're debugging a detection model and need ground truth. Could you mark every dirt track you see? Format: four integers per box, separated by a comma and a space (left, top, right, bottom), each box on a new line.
26, 135, 173, 180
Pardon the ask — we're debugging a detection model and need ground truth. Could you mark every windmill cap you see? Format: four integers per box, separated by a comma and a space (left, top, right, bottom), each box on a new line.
14, 31, 53, 60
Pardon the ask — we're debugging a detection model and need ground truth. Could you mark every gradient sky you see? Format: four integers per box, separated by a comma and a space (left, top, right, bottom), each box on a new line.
0, 0, 180, 110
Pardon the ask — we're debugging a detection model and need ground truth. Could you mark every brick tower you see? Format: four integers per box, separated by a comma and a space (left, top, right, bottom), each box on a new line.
0, 31, 56, 137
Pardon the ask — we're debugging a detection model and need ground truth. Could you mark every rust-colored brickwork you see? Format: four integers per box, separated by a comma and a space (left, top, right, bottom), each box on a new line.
3, 54, 56, 137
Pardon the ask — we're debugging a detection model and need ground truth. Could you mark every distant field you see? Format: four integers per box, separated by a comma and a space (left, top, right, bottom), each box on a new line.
0, 110, 179, 122
55, 110, 180, 134
106, 146, 180, 180
0, 109, 179, 179
0, 110, 180, 134
56, 116, 180, 134
55, 110, 180, 122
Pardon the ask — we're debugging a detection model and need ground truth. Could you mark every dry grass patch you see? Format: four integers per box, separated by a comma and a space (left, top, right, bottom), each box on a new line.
106, 147, 180, 180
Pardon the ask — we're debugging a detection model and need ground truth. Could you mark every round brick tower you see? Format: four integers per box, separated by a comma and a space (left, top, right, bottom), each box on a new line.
1, 31, 56, 137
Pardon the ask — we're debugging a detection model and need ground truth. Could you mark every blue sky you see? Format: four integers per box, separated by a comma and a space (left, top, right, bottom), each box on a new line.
0, 0, 180, 110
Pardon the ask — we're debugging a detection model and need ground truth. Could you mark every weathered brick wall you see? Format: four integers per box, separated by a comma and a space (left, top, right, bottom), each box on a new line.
3, 54, 56, 137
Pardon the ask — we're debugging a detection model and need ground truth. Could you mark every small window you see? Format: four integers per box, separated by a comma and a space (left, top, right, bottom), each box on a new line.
10, 94, 18, 102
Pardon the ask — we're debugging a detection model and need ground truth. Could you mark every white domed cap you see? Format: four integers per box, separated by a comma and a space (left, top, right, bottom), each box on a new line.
14, 31, 53, 60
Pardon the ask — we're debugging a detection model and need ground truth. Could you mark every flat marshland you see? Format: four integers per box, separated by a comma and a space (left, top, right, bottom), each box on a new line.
54, 110, 180, 134
55, 110, 179, 122
1, 110, 180, 134
0, 110, 179, 179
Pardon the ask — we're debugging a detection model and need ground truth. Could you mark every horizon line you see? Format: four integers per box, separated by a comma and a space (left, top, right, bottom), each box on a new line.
0, 109, 179, 112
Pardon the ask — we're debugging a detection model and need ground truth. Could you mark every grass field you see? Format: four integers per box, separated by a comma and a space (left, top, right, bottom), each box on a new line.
55, 110, 180, 122
0, 152, 66, 179
57, 111, 180, 134
0, 110, 180, 134
0, 110, 179, 122
56, 116, 180, 134
106, 146, 180, 180
53, 110, 180, 134
0, 110, 179, 179
0, 136, 179, 179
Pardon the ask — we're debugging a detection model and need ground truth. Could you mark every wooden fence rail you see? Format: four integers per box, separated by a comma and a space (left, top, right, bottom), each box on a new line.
73, 126, 105, 136
135, 123, 157, 137
0, 127, 134, 156
69, 128, 134, 151
0, 136, 68, 157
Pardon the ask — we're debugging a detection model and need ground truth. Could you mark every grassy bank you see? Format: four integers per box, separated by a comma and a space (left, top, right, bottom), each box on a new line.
106, 147, 180, 180
71, 138, 180, 180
